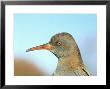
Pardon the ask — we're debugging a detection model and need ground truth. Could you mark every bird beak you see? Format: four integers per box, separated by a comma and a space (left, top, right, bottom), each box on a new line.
26, 43, 54, 52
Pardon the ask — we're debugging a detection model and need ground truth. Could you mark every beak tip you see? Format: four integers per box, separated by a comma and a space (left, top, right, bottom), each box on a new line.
26, 49, 30, 52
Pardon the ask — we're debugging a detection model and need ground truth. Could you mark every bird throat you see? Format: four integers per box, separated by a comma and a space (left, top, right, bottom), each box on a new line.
54, 54, 83, 75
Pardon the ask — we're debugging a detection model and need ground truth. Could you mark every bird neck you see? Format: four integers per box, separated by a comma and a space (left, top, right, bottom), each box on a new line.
54, 54, 84, 75
59, 54, 83, 68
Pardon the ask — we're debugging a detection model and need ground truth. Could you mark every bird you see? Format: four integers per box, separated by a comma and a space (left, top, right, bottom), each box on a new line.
26, 32, 90, 76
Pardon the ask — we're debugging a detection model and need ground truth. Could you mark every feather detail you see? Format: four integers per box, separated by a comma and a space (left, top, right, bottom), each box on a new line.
73, 66, 90, 76
81, 66, 90, 76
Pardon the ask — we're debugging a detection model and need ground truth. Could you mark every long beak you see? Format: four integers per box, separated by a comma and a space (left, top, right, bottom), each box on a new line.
26, 43, 54, 52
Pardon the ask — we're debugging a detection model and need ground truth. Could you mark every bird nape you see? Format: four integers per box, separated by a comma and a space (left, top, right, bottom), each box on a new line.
26, 32, 90, 76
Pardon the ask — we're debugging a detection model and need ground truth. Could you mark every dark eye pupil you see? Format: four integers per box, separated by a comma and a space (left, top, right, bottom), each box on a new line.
57, 42, 61, 45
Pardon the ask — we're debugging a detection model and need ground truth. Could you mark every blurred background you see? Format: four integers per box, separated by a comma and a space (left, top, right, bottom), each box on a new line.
14, 14, 97, 76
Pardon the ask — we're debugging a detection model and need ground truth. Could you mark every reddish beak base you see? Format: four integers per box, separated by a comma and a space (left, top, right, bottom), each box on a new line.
26, 43, 54, 52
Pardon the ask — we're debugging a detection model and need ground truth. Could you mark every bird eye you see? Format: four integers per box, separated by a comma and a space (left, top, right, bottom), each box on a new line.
56, 41, 62, 46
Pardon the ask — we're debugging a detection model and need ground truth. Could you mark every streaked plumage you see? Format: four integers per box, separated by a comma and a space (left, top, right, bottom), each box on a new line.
26, 32, 90, 76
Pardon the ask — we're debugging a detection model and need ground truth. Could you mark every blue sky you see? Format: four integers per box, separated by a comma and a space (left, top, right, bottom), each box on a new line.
14, 14, 97, 75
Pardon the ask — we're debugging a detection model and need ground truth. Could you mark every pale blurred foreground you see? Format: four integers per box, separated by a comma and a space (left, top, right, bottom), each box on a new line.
14, 58, 48, 76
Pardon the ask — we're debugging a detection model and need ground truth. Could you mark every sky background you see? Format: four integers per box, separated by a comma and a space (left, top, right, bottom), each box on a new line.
14, 14, 97, 75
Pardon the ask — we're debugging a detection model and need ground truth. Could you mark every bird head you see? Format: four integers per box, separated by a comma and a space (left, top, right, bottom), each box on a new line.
26, 32, 80, 59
